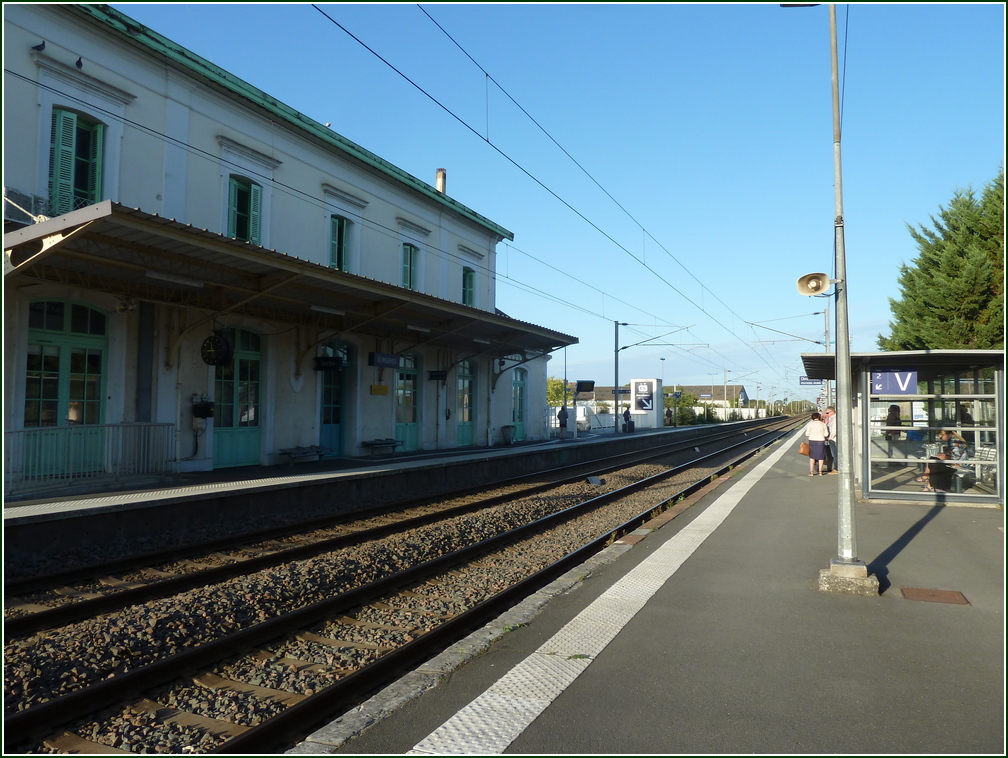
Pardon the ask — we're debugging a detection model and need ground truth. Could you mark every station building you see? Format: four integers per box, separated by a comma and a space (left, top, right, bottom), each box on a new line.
2, 4, 576, 496
801, 350, 1004, 505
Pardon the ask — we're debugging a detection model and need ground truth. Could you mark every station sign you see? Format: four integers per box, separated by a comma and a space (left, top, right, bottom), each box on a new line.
428, 370, 447, 381
635, 381, 655, 411
800, 376, 822, 386
314, 356, 343, 371
368, 352, 399, 368
872, 370, 917, 395
699, 393, 712, 398
612, 388, 630, 395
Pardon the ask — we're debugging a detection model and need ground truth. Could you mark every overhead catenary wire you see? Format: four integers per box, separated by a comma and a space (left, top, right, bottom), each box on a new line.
310, 2, 806, 387
7, 5, 822, 397
415, 4, 801, 379
3, 69, 684, 348
311, 4, 795, 386
418, 5, 754, 328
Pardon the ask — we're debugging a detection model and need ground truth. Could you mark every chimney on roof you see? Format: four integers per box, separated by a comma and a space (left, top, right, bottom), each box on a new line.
436, 168, 446, 193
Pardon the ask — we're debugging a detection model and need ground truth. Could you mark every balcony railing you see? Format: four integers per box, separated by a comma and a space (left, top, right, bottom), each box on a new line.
4, 422, 176, 495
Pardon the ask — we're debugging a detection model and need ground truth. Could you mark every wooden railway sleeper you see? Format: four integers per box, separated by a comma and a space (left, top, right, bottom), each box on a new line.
296, 630, 396, 653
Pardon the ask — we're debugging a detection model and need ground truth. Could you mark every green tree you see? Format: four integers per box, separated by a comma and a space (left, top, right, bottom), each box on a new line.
546, 376, 574, 407
664, 390, 699, 425
878, 168, 1004, 350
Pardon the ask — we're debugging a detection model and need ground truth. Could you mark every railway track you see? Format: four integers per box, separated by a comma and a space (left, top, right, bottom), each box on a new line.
5, 419, 787, 638
4, 419, 800, 754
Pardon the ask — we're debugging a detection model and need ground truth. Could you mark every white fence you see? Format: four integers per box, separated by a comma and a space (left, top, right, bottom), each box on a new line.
4, 422, 176, 495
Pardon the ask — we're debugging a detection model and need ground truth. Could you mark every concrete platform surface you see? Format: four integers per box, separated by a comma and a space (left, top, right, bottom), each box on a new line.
291, 432, 1005, 756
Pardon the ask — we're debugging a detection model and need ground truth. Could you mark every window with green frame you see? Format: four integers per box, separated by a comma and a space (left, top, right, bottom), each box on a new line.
330, 215, 348, 270
48, 108, 104, 216
24, 301, 107, 428
228, 176, 262, 245
462, 267, 475, 306
402, 243, 418, 290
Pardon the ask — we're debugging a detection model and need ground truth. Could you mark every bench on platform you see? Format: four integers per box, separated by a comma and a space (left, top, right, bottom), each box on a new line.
949, 445, 998, 492
277, 445, 331, 465
361, 438, 404, 455
971, 444, 998, 487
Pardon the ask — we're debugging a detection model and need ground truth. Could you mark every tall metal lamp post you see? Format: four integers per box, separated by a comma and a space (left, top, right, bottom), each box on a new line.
614, 321, 628, 434
707, 372, 717, 422
788, 3, 877, 594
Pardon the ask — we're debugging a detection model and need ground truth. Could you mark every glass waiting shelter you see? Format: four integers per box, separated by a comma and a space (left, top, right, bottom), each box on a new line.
801, 350, 1004, 505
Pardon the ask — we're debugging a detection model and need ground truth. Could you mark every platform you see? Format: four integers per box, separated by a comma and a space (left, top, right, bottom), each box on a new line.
3, 425, 712, 576
292, 431, 1005, 755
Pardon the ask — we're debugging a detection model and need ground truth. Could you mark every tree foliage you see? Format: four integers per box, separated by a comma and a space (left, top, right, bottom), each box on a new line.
546, 376, 574, 407
878, 168, 1004, 350
664, 389, 698, 425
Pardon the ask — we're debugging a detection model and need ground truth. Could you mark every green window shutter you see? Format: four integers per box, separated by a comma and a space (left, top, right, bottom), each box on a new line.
49, 109, 77, 216
227, 177, 239, 238
248, 182, 262, 245
330, 216, 346, 270
87, 122, 104, 203
402, 244, 415, 289
463, 267, 475, 306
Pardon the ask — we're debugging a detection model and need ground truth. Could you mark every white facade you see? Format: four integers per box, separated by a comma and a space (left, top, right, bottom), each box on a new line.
3, 5, 574, 491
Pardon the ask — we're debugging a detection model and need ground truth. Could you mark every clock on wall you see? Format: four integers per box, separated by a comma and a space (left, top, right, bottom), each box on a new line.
200, 331, 234, 366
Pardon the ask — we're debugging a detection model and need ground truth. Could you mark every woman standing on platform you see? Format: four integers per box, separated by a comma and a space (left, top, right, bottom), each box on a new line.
804, 412, 830, 476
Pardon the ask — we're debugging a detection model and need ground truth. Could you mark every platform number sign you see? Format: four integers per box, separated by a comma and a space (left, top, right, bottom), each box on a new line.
635, 381, 654, 411
872, 370, 917, 395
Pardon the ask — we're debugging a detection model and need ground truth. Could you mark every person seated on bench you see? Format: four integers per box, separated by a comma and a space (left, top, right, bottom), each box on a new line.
938, 429, 969, 463
921, 454, 954, 492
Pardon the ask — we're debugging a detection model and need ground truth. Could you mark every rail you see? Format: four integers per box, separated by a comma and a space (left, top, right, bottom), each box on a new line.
4, 422, 176, 495
4, 421, 796, 750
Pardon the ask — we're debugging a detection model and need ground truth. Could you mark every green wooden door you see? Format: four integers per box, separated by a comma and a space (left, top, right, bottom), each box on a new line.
512, 368, 527, 442
319, 342, 348, 457
214, 329, 262, 468
456, 360, 475, 446
395, 355, 420, 451
22, 301, 106, 477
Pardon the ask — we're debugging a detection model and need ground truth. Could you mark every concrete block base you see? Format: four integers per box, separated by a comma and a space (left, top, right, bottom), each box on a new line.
818, 559, 880, 596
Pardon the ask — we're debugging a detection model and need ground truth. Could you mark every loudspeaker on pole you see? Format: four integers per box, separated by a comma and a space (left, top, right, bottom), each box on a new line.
796, 272, 830, 296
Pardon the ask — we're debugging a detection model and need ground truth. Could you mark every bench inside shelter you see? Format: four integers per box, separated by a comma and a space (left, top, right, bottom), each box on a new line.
277, 445, 331, 465
361, 438, 404, 455
958, 444, 998, 491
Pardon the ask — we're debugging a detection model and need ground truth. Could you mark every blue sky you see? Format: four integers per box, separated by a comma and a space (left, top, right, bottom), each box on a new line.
111, 2, 1005, 404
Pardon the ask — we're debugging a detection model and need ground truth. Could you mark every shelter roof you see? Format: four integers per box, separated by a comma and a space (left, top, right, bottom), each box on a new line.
801, 351, 1005, 381
3, 202, 576, 364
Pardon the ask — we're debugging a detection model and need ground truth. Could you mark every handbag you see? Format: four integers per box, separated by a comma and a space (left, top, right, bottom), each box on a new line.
798, 441, 810, 456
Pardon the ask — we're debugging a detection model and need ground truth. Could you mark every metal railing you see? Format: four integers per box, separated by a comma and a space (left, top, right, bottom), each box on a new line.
4, 422, 176, 495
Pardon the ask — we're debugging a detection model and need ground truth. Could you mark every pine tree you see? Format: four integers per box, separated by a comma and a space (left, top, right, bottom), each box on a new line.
878, 168, 1004, 350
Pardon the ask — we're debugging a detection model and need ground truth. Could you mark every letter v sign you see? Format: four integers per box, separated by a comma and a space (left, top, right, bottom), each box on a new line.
892, 371, 917, 394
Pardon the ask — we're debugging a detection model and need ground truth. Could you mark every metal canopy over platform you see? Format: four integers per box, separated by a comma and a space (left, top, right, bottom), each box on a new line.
4, 201, 577, 365
802, 350, 1005, 382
